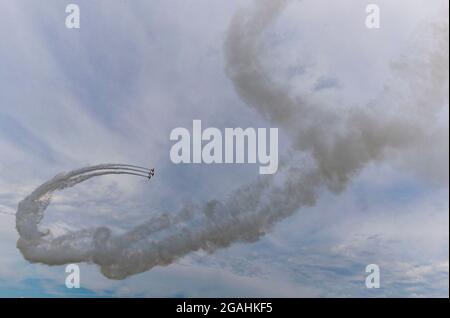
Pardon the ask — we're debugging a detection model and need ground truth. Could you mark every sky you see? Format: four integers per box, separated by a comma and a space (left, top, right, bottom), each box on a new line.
0, 0, 448, 297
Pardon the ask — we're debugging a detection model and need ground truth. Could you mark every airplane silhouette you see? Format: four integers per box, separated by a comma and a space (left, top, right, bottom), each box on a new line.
148, 168, 155, 180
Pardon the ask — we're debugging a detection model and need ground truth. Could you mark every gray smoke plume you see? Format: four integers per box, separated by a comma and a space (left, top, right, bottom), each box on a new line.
224, 0, 449, 190
16, 162, 320, 279
16, 0, 448, 279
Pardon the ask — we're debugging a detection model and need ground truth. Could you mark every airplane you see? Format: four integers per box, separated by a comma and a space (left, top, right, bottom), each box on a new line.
148, 168, 155, 180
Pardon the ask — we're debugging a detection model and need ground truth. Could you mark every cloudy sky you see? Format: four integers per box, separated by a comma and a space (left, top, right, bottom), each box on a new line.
0, 0, 448, 297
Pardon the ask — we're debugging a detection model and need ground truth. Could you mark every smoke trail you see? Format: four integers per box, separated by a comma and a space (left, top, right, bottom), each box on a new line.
16, 161, 321, 279
16, 1, 448, 279
224, 0, 449, 190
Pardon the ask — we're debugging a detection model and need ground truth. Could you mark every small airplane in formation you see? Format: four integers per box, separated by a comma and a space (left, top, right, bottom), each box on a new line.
148, 168, 155, 180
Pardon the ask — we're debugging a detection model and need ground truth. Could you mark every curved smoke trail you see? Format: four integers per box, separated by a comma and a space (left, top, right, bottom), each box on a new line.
16, 161, 321, 279
224, 0, 448, 190
16, 0, 448, 279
